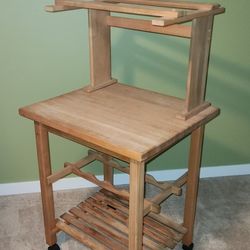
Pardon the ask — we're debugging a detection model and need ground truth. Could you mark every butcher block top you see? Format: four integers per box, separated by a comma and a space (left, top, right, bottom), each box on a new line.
19, 83, 219, 161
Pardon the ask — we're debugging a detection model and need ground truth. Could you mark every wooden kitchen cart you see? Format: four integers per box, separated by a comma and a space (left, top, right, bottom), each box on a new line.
19, 1, 225, 249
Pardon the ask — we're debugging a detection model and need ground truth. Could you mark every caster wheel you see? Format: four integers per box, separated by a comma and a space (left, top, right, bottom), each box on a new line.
48, 243, 60, 250
182, 243, 194, 250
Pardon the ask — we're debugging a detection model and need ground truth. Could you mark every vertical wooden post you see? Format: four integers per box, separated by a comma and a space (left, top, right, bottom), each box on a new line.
185, 16, 214, 112
85, 9, 116, 92
34, 122, 57, 246
103, 154, 113, 184
129, 160, 145, 250
183, 126, 205, 247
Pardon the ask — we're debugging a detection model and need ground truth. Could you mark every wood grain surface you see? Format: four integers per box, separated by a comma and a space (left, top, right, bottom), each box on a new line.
19, 83, 219, 161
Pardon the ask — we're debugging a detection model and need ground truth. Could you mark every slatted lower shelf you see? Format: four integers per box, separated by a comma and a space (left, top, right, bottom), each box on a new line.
56, 190, 186, 250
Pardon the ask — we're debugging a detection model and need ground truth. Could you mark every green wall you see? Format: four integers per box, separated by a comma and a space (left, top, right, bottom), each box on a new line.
0, 0, 249, 183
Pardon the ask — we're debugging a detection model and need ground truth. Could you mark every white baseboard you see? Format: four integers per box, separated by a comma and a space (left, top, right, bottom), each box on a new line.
0, 164, 249, 196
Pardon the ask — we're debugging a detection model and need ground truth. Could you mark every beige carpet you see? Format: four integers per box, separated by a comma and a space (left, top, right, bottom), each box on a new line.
0, 175, 249, 250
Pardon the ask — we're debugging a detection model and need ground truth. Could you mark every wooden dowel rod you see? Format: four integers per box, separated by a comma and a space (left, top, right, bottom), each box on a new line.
47, 153, 97, 184
106, 16, 191, 38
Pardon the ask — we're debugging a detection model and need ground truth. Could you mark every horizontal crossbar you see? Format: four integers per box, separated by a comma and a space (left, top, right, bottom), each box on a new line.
150, 172, 187, 205
107, 16, 191, 38
93, 150, 181, 193
47, 152, 97, 184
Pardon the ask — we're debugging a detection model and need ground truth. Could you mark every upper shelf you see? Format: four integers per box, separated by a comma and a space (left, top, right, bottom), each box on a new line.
46, 0, 225, 27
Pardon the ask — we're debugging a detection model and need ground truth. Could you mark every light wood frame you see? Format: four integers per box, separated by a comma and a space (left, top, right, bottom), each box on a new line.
19, 1, 224, 249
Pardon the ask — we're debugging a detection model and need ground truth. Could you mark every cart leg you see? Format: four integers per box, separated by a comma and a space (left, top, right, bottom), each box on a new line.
128, 160, 145, 250
34, 122, 58, 248
183, 126, 205, 249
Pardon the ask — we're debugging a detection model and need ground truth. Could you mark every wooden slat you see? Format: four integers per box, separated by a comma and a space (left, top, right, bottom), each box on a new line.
96, 191, 130, 210
106, 16, 191, 38
70, 207, 129, 246
144, 215, 183, 242
149, 213, 187, 235
152, 7, 224, 26
79, 201, 128, 233
86, 197, 128, 222
56, 220, 109, 250
79, 200, 161, 249
63, 0, 185, 17
96, 192, 182, 242
92, 193, 177, 248
99, 189, 186, 239
87, 194, 168, 249
103, 0, 219, 10
55, 190, 187, 249
61, 213, 124, 249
